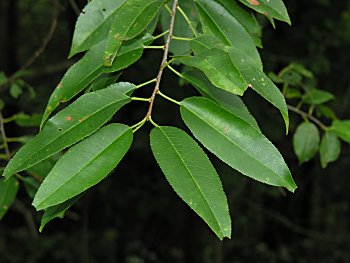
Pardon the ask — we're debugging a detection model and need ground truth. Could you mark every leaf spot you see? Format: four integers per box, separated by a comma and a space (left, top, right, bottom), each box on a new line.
65, 116, 72, 121
247, 0, 259, 6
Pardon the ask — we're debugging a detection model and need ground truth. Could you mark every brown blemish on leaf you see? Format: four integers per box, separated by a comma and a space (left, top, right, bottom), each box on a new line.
66, 116, 72, 121
57, 83, 62, 89
248, 83, 253, 88
247, 0, 259, 6
264, 11, 269, 16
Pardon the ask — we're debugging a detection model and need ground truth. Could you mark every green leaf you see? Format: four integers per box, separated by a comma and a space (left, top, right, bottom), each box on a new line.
39, 195, 82, 232
214, 0, 262, 47
293, 122, 320, 164
195, 0, 262, 68
0, 71, 7, 86
42, 35, 153, 126
69, 0, 127, 57
317, 105, 337, 120
302, 89, 334, 105
320, 131, 341, 168
182, 69, 259, 130
14, 113, 42, 127
331, 120, 350, 144
180, 97, 296, 192
0, 177, 19, 220
181, 35, 289, 130
3, 85, 132, 179
103, 0, 166, 66
10, 82, 23, 99
22, 177, 41, 199
33, 123, 133, 210
90, 72, 122, 91
150, 126, 231, 239
238, 0, 291, 25
178, 48, 248, 96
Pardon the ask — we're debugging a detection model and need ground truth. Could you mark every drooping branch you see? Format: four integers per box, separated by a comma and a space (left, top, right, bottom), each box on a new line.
145, 0, 179, 122
287, 104, 328, 130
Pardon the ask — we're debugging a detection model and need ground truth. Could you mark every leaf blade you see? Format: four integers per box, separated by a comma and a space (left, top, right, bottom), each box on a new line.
150, 126, 231, 239
180, 97, 296, 192
293, 122, 320, 164
33, 124, 133, 210
0, 177, 19, 220
4, 85, 132, 178
319, 131, 341, 168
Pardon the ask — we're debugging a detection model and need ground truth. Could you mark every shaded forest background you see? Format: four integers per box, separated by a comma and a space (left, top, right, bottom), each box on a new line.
0, 0, 350, 262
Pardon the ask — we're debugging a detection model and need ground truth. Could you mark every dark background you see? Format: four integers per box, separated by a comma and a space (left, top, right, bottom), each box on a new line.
0, 0, 350, 262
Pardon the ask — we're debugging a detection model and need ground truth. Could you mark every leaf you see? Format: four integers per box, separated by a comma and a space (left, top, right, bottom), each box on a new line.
14, 113, 42, 127
180, 36, 289, 130
180, 97, 296, 192
317, 105, 337, 120
0, 177, 19, 220
215, 0, 262, 47
39, 194, 82, 232
319, 131, 341, 168
302, 89, 334, 105
178, 48, 248, 96
182, 69, 259, 130
293, 122, 320, 164
33, 123, 133, 210
330, 120, 350, 144
10, 82, 23, 99
90, 72, 122, 91
69, 0, 127, 57
150, 126, 231, 239
195, 0, 262, 68
22, 177, 41, 199
42, 34, 153, 126
3, 85, 132, 179
0, 71, 7, 86
238, 0, 291, 25
103, 0, 166, 66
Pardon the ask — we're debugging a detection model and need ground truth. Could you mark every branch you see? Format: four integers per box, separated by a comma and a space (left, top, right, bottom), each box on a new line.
287, 104, 328, 130
0, 111, 11, 160
145, 0, 179, 121
19, 0, 59, 72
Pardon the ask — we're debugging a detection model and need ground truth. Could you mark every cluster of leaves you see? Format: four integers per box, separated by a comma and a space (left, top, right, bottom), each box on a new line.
269, 64, 350, 168
0, 0, 346, 240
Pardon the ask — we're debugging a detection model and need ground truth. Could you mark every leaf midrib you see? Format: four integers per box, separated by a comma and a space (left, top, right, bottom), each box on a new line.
35, 129, 129, 209
17, 95, 129, 172
159, 128, 224, 236
184, 103, 291, 185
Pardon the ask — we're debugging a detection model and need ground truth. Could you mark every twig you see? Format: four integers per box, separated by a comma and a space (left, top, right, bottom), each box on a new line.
287, 104, 328, 130
145, 0, 179, 121
68, 0, 81, 16
0, 111, 11, 159
19, 0, 59, 72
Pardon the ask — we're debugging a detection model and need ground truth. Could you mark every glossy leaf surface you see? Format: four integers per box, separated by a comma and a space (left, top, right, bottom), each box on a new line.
195, 0, 261, 67
182, 69, 259, 130
69, 0, 127, 57
42, 35, 152, 125
181, 97, 296, 192
215, 0, 262, 47
320, 131, 341, 168
293, 122, 320, 164
104, 0, 166, 66
238, 0, 291, 25
0, 177, 19, 220
4, 86, 131, 178
33, 124, 133, 210
150, 126, 231, 239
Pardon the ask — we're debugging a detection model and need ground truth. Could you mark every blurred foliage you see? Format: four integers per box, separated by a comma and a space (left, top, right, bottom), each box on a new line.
0, 0, 350, 262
